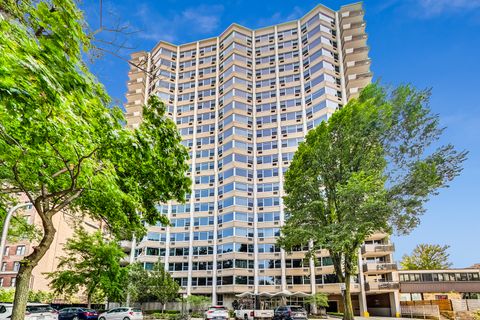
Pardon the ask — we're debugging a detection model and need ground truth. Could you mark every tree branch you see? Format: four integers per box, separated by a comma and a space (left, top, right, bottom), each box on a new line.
48, 189, 84, 218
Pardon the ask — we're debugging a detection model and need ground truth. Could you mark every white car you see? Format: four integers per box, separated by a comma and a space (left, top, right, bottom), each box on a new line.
234, 309, 274, 320
0, 303, 59, 320
204, 306, 229, 320
98, 307, 143, 320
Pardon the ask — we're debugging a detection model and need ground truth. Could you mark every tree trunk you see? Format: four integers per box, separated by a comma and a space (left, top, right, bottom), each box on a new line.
330, 252, 355, 320
11, 210, 56, 320
87, 294, 92, 309
342, 274, 354, 320
11, 264, 33, 320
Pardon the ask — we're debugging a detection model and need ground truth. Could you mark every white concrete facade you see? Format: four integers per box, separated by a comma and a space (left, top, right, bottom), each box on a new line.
124, 2, 399, 316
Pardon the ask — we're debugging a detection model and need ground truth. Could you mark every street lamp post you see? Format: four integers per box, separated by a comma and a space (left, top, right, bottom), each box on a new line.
0, 202, 33, 266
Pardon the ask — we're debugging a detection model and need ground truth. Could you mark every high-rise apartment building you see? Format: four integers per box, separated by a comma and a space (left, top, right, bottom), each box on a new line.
124, 2, 400, 316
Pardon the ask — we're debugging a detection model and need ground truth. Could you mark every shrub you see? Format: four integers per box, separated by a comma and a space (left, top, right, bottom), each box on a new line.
473, 309, 480, 320
191, 311, 204, 318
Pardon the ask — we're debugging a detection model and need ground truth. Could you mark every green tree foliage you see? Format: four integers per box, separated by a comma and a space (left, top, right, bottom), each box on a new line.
0, 289, 15, 303
305, 293, 329, 308
47, 229, 127, 307
0, 213, 40, 243
126, 261, 180, 308
473, 309, 480, 320
0, 289, 53, 303
279, 84, 466, 320
0, 1, 190, 319
27, 290, 54, 303
400, 244, 452, 270
186, 295, 211, 312
305, 293, 329, 315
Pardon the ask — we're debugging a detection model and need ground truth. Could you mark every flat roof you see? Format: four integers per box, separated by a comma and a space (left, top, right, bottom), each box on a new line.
399, 269, 480, 273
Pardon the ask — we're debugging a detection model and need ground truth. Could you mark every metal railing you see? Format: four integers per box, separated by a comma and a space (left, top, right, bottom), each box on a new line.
401, 305, 440, 319
363, 262, 397, 272
365, 281, 399, 291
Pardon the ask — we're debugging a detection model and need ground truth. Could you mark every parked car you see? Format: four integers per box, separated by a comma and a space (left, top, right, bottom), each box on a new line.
98, 307, 143, 320
0, 304, 12, 319
273, 306, 308, 320
59, 307, 99, 320
0, 303, 59, 320
234, 308, 274, 320
204, 306, 229, 320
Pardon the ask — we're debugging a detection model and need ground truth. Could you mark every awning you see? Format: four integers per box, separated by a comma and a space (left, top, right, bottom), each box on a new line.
258, 292, 275, 297
272, 290, 293, 297
292, 292, 310, 297
236, 292, 254, 298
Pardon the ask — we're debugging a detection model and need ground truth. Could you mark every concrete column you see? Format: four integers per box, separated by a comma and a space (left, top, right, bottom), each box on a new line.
309, 240, 317, 314
389, 291, 401, 318
357, 249, 369, 317
251, 29, 259, 297
211, 36, 221, 307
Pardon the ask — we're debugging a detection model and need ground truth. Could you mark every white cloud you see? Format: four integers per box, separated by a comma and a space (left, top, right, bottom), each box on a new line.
253, 6, 304, 28
370, 0, 480, 18
134, 3, 224, 43
181, 5, 223, 33
417, 0, 480, 16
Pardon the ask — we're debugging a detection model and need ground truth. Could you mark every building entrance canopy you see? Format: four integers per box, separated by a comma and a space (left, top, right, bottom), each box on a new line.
236, 291, 311, 297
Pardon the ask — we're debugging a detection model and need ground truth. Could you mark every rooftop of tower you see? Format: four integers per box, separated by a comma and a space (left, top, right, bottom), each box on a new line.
145, 2, 364, 52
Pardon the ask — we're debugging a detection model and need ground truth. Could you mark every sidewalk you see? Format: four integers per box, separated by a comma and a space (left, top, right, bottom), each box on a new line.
353, 317, 420, 320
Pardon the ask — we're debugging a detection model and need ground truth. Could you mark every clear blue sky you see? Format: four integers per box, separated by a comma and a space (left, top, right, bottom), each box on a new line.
82, 0, 480, 268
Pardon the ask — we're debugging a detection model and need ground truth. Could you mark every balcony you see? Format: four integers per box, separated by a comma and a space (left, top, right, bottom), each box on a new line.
365, 281, 399, 291
119, 240, 132, 252
344, 34, 368, 43
363, 263, 397, 273
120, 256, 130, 266
316, 283, 361, 294
362, 244, 395, 256
341, 22, 366, 38
341, 10, 365, 25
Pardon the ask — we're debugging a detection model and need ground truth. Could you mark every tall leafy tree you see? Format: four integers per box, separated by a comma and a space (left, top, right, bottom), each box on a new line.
305, 293, 329, 314
186, 295, 211, 312
400, 243, 452, 270
279, 84, 466, 320
126, 261, 180, 310
47, 229, 127, 307
0, 2, 190, 319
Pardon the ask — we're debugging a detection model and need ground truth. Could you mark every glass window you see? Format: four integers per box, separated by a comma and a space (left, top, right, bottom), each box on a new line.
422, 273, 433, 282
15, 246, 26, 256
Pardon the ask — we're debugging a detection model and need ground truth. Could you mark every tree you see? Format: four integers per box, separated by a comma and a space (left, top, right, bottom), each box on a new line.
0, 289, 15, 303
0, 2, 190, 319
27, 290, 54, 303
278, 84, 466, 320
0, 289, 53, 303
400, 244, 452, 270
473, 309, 480, 320
126, 261, 179, 310
305, 293, 329, 314
186, 295, 211, 312
47, 228, 127, 307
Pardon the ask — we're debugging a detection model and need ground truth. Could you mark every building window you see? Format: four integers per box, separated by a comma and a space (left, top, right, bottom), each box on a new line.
3, 246, 9, 256
16, 246, 26, 256
1, 263, 6, 272
10, 278, 16, 287
13, 262, 20, 272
